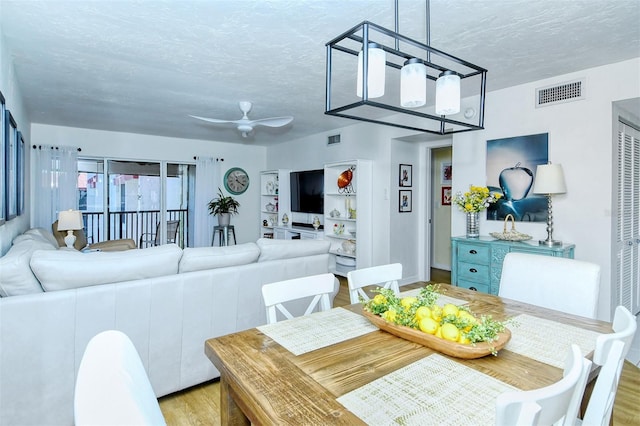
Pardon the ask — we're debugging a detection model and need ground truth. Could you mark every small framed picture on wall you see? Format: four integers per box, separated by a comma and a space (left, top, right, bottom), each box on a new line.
399, 190, 412, 212
441, 186, 452, 206
441, 162, 452, 184
399, 164, 412, 187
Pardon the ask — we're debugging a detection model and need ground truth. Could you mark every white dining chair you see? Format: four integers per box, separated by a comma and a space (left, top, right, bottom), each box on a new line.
74, 330, 166, 426
346, 263, 402, 304
499, 252, 601, 319
262, 273, 336, 324
496, 344, 592, 426
578, 305, 637, 426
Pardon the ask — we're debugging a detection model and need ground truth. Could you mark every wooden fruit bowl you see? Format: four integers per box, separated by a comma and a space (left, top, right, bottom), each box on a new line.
362, 310, 511, 359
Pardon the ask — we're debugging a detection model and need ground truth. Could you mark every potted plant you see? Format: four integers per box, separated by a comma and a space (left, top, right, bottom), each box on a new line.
208, 188, 240, 227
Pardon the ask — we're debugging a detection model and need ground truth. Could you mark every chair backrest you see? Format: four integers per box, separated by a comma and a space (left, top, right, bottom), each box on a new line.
165, 220, 180, 244
581, 306, 637, 425
498, 253, 601, 319
74, 330, 166, 426
52, 220, 88, 250
262, 273, 335, 324
496, 344, 592, 426
346, 263, 402, 304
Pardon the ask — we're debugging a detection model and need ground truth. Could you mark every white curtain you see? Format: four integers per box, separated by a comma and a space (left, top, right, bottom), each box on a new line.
33, 145, 78, 229
193, 157, 220, 247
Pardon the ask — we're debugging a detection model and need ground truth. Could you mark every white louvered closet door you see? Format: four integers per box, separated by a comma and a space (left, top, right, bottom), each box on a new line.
615, 119, 640, 315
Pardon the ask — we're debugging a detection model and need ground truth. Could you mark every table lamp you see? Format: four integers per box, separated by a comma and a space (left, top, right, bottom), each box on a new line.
58, 209, 83, 248
532, 163, 567, 247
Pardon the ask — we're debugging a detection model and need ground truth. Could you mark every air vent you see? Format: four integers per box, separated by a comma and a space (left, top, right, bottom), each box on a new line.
327, 134, 341, 145
535, 79, 584, 107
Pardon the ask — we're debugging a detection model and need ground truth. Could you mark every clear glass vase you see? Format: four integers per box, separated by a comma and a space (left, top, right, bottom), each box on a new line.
466, 212, 480, 238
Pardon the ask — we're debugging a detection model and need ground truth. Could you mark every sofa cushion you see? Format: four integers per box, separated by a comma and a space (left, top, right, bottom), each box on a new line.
13, 228, 59, 248
256, 238, 330, 262
0, 239, 56, 296
179, 243, 260, 273
30, 244, 183, 292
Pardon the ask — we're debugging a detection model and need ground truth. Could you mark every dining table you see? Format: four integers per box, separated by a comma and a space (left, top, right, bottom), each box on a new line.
204, 285, 613, 425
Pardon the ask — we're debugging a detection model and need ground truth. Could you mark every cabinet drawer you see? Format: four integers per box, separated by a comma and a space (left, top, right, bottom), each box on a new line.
457, 279, 490, 294
457, 261, 490, 283
457, 244, 490, 265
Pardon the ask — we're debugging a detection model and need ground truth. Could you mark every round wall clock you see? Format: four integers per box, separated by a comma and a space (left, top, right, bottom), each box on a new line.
224, 167, 250, 195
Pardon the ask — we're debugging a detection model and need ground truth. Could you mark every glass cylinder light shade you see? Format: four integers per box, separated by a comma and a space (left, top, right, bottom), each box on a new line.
357, 43, 385, 98
400, 58, 426, 108
435, 71, 461, 115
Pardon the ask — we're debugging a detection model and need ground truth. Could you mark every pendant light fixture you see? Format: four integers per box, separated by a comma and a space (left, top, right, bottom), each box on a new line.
357, 43, 386, 98
325, 0, 487, 135
435, 70, 461, 115
401, 58, 427, 107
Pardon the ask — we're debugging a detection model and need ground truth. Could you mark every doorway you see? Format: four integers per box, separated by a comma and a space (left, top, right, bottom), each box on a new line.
430, 146, 453, 271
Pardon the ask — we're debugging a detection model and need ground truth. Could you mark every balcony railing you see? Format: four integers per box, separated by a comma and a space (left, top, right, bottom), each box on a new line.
82, 209, 189, 248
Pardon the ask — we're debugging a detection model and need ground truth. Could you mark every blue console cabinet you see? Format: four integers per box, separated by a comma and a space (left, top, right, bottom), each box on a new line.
451, 236, 575, 295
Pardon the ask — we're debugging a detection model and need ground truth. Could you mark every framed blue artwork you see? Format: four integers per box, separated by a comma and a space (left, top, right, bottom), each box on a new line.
0, 92, 5, 225
486, 133, 549, 222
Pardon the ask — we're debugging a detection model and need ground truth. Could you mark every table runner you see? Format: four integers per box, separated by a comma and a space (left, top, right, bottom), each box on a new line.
506, 314, 602, 369
400, 288, 468, 307
257, 307, 378, 356
337, 353, 516, 425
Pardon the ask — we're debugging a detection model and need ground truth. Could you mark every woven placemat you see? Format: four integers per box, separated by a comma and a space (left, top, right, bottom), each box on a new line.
506, 314, 602, 369
257, 307, 378, 356
400, 289, 468, 307
337, 353, 516, 425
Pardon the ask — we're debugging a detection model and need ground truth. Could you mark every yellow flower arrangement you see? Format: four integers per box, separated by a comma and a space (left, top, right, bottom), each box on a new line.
453, 185, 502, 213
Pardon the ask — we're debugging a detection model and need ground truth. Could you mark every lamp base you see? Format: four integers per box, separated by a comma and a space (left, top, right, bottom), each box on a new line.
64, 231, 76, 249
539, 239, 563, 247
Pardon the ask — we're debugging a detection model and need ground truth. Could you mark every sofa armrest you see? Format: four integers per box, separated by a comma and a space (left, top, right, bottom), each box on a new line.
87, 239, 137, 251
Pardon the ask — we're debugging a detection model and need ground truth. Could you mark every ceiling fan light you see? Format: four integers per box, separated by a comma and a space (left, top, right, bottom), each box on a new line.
400, 58, 427, 108
357, 43, 386, 98
435, 70, 460, 115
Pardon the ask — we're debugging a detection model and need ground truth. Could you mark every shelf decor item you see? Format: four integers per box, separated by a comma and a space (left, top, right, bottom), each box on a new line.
337, 166, 355, 194
490, 214, 532, 241
453, 185, 502, 238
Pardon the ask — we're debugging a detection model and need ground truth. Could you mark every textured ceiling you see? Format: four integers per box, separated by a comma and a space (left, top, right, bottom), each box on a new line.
1, 0, 639, 146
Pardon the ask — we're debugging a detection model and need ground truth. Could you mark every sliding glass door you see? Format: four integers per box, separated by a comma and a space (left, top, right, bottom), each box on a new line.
78, 159, 193, 247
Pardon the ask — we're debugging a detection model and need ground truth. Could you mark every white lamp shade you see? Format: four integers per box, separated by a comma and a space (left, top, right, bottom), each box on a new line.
533, 163, 567, 194
435, 71, 460, 115
357, 43, 385, 98
400, 58, 426, 108
58, 209, 83, 231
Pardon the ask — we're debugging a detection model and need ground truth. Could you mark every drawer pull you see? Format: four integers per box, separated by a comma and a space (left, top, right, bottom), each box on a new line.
469, 268, 478, 273
469, 249, 477, 254
469, 286, 478, 291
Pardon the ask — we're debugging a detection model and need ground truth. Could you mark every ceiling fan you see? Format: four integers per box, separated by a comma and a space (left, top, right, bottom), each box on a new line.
190, 101, 294, 138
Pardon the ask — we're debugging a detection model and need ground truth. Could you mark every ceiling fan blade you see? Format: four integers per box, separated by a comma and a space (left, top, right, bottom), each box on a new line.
189, 115, 239, 125
249, 116, 294, 128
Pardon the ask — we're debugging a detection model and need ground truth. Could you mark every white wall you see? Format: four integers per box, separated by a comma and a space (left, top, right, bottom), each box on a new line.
0, 28, 31, 255
453, 58, 640, 321
30, 124, 267, 245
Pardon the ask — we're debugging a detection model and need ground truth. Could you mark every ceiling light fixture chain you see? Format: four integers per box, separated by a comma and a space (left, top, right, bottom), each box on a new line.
325, 0, 487, 135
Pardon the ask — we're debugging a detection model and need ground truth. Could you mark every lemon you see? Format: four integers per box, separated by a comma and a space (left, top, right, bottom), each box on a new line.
458, 334, 471, 344
415, 306, 432, 321
382, 309, 397, 322
458, 310, 477, 332
442, 303, 459, 317
431, 305, 443, 322
441, 323, 460, 342
400, 297, 418, 310
372, 294, 387, 305
435, 326, 443, 338
418, 317, 439, 334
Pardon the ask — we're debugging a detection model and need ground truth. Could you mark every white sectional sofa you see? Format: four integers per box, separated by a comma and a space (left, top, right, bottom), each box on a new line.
0, 228, 336, 426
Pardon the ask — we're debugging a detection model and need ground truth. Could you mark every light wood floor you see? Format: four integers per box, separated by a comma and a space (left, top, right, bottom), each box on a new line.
159, 270, 640, 425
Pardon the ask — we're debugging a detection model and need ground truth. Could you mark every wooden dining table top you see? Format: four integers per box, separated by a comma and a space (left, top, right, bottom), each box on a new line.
204, 285, 613, 425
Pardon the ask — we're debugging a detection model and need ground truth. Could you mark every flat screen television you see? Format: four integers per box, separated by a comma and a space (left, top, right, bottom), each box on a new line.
290, 169, 324, 214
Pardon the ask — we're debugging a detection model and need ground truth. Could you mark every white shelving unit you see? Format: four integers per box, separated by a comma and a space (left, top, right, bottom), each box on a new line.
259, 169, 291, 238
324, 160, 372, 277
